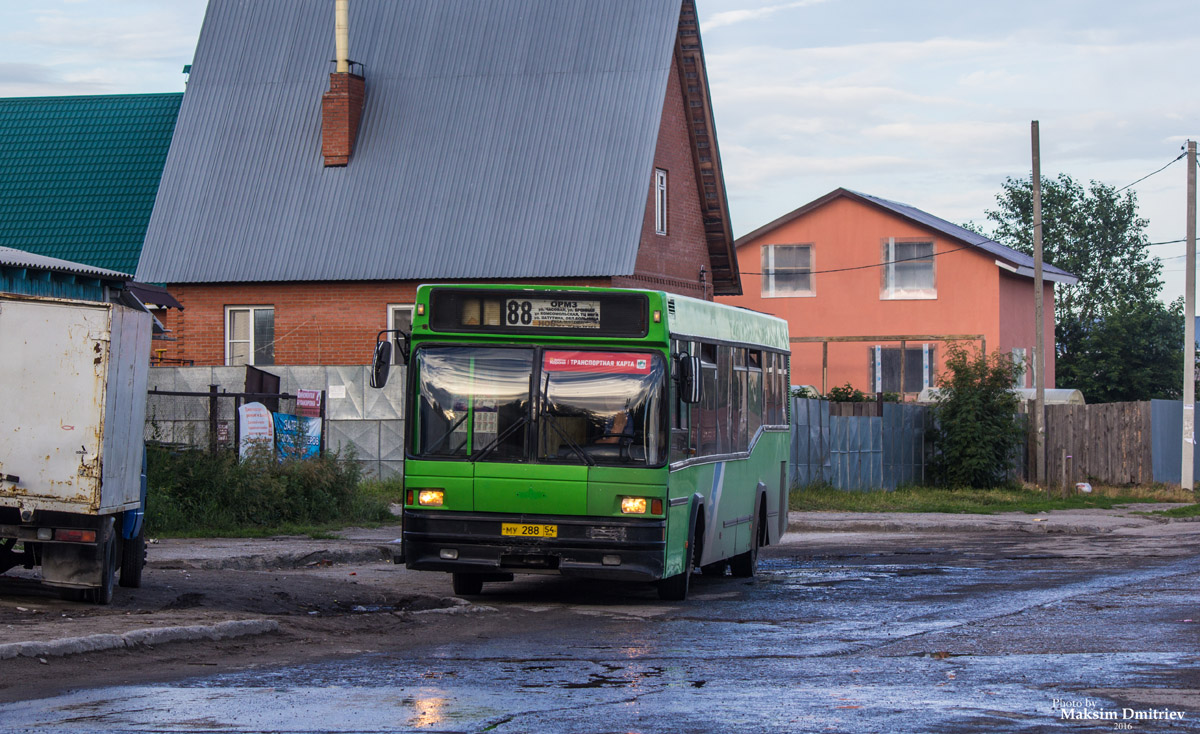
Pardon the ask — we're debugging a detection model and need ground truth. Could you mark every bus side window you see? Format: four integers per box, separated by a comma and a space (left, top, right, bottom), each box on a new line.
717, 345, 733, 454
700, 342, 719, 456
747, 349, 762, 441
732, 347, 747, 452
670, 339, 691, 463
764, 352, 777, 425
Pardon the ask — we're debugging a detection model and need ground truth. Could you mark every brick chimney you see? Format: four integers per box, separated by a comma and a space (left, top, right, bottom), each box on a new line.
321, 0, 364, 167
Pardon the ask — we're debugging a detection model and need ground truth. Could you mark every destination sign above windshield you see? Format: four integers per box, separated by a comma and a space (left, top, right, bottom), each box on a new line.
428, 289, 649, 338
505, 298, 599, 329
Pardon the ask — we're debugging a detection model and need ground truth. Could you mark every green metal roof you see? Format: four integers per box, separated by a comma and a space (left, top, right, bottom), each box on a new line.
0, 93, 182, 275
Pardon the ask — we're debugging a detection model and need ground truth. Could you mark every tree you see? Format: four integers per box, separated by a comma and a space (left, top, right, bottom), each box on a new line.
986, 174, 1183, 401
931, 343, 1024, 488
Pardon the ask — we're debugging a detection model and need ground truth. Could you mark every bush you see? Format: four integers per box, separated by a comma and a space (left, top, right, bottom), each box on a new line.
145, 445, 393, 535
823, 383, 899, 403
930, 343, 1024, 488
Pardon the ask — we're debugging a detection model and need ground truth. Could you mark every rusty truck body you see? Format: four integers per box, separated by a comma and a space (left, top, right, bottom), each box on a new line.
0, 293, 152, 603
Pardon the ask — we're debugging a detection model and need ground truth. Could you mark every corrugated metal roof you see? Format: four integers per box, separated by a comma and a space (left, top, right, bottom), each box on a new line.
137, 0, 681, 285
0, 245, 131, 281
0, 93, 182, 275
736, 188, 1078, 285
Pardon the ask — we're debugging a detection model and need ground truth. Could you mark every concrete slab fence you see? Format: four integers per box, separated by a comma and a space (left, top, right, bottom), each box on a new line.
145, 365, 406, 480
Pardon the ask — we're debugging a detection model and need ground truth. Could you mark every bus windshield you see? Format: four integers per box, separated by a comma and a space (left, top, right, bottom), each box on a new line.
412, 346, 666, 466
413, 346, 533, 460
537, 351, 666, 466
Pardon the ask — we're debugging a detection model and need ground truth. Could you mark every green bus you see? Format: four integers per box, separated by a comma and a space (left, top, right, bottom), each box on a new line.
371, 284, 791, 601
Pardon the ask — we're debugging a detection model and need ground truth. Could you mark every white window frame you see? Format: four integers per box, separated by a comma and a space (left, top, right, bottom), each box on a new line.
387, 303, 415, 365
225, 305, 275, 366
1012, 347, 1028, 388
880, 237, 936, 300
654, 168, 668, 236
761, 244, 815, 298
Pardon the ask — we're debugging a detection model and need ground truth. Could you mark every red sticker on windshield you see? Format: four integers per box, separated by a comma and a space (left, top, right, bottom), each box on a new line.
543, 351, 652, 375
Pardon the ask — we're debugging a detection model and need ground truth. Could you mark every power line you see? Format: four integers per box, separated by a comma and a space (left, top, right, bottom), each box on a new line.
738, 244, 975, 277
1114, 152, 1186, 193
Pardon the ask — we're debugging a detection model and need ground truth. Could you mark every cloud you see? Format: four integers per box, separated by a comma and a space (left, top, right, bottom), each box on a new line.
704, 0, 835, 31
13, 8, 200, 60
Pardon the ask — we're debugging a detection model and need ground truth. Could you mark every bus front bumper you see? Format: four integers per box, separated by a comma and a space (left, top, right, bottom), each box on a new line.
403, 510, 666, 582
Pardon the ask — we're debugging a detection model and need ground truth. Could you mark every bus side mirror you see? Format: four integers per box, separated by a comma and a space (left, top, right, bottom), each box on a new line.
678, 355, 702, 404
371, 329, 410, 389
371, 340, 392, 389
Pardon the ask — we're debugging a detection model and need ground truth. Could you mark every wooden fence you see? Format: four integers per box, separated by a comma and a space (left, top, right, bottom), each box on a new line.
1041, 401, 1152, 487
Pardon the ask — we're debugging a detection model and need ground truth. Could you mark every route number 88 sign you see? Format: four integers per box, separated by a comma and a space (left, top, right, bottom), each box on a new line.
504, 299, 601, 329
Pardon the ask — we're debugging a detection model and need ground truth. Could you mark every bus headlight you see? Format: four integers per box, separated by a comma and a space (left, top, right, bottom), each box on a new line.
620, 497, 648, 514
418, 490, 445, 506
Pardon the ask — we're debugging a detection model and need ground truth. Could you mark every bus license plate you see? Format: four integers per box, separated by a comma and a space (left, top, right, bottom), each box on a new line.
501, 523, 557, 538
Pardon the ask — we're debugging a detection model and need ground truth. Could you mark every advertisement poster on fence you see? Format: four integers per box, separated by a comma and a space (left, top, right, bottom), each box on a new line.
238, 402, 274, 460
296, 389, 322, 418
274, 413, 322, 460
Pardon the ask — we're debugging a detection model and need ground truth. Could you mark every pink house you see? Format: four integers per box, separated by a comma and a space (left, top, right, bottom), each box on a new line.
718, 189, 1077, 396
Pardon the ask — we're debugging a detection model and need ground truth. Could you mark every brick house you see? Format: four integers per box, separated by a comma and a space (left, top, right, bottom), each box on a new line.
137, 0, 739, 367
718, 189, 1077, 395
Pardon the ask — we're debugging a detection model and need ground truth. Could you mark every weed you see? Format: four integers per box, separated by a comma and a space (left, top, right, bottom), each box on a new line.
145, 445, 394, 537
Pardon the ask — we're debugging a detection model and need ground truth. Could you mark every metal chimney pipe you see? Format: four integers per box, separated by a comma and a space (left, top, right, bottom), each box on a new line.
335, 0, 349, 73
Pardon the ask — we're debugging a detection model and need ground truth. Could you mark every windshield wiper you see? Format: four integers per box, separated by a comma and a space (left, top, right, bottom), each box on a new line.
541, 410, 594, 466
470, 412, 530, 462
424, 411, 469, 455
537, 370, 594, 466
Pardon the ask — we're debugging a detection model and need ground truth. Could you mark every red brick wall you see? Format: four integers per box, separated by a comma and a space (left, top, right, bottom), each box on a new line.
158, 277, 613, 366
617, 51, 712, 300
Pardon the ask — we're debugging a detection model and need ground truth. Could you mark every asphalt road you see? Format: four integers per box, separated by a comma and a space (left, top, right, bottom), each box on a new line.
2, 526, 1198, 733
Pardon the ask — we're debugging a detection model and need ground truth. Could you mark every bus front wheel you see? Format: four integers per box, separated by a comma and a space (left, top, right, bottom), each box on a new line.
452, 573, 484, 596
657, 522, 699, 601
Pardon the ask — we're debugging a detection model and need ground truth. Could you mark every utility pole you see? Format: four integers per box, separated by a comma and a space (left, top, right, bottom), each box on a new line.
1184, 140, 1196, 491
1032, 121, 1046, 487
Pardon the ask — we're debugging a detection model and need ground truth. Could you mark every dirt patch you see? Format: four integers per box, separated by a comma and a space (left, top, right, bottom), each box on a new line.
0, 556, 487, 703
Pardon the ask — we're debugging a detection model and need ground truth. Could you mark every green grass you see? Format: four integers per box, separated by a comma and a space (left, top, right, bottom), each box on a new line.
789, 483, 1193, 515
1147, 503, 1200, 518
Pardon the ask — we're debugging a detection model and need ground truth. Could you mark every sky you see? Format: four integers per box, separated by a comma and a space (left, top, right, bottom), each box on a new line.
1, 0, 1197, 302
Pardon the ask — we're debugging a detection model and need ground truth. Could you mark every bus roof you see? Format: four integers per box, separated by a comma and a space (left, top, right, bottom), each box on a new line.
663, 292, 790, 351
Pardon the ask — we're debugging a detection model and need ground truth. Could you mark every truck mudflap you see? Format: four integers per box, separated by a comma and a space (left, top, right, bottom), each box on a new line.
41, 516, 114, 589
403, 509, 667, 582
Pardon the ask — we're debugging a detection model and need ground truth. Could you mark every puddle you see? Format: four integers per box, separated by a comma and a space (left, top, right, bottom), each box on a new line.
766, 564, 959, 588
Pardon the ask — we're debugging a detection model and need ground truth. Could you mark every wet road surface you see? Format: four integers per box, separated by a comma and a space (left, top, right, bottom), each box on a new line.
4, 533, 1199, 733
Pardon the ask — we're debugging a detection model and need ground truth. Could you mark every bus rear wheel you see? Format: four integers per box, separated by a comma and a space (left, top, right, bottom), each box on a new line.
730, 507, 764, 578
451, 573, 484, 596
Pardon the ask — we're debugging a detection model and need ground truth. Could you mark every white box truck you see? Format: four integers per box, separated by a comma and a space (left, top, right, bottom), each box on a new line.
0, 293, 152, 603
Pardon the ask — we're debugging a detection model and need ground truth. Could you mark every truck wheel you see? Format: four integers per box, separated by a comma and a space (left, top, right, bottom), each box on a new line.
87, 534, 116, 605
119, 530, 146, 588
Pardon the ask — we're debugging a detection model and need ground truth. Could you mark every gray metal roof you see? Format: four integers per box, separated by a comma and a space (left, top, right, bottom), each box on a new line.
137, 0, 681, 284
0, 245, 131, 281
737, 188, 1079, 285
847, 190, 1077, 284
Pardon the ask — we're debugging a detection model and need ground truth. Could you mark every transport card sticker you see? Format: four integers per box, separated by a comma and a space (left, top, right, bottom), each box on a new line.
543, 351, 652, 375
